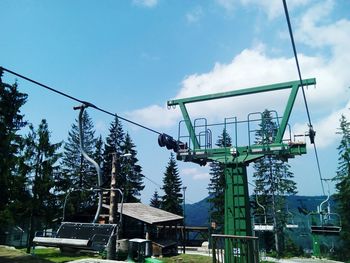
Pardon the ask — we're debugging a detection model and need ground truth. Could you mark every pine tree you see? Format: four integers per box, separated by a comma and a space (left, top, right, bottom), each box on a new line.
161, 153, 183, 215
0, 72, 27, 236
102, 117, 144, 203
121, 133, 144, 202
334, 114, 350, 257
253, 109, 297, 254
102, 116, 125, 187
150, 189, 161, 208
24, 120, 62, 225
20, 120, 62, 250
207, 129, 232, 232
59, 111, 97, 219
93, 135, 104, 171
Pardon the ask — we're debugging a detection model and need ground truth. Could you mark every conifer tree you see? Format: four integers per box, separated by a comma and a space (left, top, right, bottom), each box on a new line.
21, 120, 61, 250
24, 120, 62, 225
103, 117, 144, 203
150, 189, 161, 208
59, 111, 97, 218
253, 109, 297, 254
161, 153, 183, 215
102, 116, 125, 186
207, 129, 232, 232
334, 114, 350, 257
121, 133, 144, 202
0, 72, 27, 235
94, 135, 104, 171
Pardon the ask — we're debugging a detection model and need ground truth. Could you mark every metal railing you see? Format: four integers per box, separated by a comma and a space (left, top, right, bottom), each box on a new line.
211, 234, 259, 263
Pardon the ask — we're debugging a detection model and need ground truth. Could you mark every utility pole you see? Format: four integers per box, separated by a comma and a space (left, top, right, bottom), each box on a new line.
110, 153, 118, 224
182, 186, 187, 254
107, 153, 117, 260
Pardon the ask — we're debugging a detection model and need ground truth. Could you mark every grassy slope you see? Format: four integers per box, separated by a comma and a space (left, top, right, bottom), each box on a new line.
0, 246, 51, 263
0, 246, 99, 263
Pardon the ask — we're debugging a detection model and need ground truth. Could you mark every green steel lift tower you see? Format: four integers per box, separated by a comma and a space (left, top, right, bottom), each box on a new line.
159, 78, 316, 262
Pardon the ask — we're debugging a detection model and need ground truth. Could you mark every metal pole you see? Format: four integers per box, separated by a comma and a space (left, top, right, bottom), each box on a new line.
182, 186, 187, 254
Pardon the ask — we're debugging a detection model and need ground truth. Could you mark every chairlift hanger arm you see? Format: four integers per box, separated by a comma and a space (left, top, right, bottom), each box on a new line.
74, 104, 103, 224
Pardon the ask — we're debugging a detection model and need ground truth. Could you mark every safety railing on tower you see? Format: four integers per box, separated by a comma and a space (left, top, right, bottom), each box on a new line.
211, 234, 259, 263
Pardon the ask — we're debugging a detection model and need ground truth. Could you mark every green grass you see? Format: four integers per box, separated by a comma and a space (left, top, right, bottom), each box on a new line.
0, 246, 100, 263
161, 253, 212, 263
0, 246, 51, 263
32, 248, 100, 262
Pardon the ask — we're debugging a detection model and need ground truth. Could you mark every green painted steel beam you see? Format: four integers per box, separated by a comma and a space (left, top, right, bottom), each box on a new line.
167, 78, 315, 106
176, 142, 306, 164
312, 234, 321, 258
178, 102, 200, 149
169, 78, 315, 150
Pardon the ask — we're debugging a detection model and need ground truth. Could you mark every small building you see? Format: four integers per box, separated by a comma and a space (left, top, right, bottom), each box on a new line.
102, 203, 183, 256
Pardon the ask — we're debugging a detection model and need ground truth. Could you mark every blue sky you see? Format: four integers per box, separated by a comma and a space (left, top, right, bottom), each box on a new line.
1, 0, 350, 205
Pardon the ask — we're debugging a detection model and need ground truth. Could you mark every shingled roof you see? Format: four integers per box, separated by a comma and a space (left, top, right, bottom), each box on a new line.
102, 203, 183, 225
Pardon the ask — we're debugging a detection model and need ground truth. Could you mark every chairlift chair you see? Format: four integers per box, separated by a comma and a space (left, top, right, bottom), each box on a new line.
310, 212, 341, 235
33, 105, 123, 253
253, 195, 274, 232
309, 195, 341, 235
285, 205, 299, 229
253, 214, 274, 232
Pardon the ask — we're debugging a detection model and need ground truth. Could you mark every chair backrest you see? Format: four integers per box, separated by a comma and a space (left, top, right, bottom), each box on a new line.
57, 222, 116, 249
57, 222, 114, 239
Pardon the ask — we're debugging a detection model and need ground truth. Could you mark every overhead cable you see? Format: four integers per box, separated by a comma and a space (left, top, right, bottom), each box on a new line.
282, 0, 313, 127
0, 66, 162, 135
282, 0, 325, 196
0, 66, 186, 199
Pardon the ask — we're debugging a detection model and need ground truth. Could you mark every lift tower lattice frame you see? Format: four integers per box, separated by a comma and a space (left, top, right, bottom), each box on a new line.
166, 78, 316, 262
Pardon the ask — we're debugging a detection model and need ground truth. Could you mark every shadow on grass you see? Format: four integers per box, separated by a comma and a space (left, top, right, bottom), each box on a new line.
0, 246, 95, 263
0, 252, 52, 263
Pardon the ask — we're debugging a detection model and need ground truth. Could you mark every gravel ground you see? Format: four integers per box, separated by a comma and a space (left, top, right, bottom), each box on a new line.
263, 256, 344, 263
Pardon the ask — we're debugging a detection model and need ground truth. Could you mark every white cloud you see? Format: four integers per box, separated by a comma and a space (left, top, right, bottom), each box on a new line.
125, 104, 180, 129
293, 100, 350, 149
297, 0, 350, 57
240, 0, 311, 20
186, 6, 204, 24
95, 120, 107, 134
127, 1, 350, 149
141, 52, 160, 61
132, 0, 158, 8
216, 0, 236, 11
181, 167, 210, 180
216, 0, 311, 19
127, 41, 348, 132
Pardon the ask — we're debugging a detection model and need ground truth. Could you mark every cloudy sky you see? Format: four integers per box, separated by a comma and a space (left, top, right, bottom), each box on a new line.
1, 0, 349, 204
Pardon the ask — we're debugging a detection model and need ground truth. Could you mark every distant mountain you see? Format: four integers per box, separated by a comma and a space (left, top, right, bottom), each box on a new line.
185, 196, 210, 226
184, 195, 335, 227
